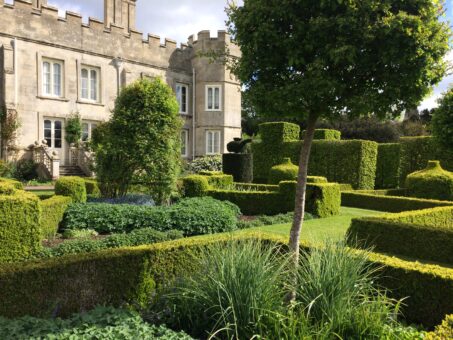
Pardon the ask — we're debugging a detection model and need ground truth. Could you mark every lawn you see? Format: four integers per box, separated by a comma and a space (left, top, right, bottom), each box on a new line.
248, 207, 384, 244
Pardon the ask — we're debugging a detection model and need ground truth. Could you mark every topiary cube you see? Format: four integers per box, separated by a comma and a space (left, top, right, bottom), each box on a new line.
405, 160, 453, 201
182, 175, 210, 197
55, 177, 87, 203
268, 158, 299, 184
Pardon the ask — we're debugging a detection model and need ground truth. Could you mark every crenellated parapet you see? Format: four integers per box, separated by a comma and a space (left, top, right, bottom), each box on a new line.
188, 30, 240, 58
0, 0, 193, 72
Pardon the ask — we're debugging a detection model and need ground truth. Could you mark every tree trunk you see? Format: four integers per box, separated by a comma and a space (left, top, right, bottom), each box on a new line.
287, 113, 318, 300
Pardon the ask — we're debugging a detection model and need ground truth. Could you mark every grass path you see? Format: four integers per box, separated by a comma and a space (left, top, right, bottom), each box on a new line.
247, 207, 384, 244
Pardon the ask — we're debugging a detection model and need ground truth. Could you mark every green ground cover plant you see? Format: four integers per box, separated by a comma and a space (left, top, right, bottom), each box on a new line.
62, 197, 240, 236
0, 306, 193, 340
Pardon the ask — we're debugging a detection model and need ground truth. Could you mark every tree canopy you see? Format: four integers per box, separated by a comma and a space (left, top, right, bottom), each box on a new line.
432, 87, 453, 150
92, 78, 182, 203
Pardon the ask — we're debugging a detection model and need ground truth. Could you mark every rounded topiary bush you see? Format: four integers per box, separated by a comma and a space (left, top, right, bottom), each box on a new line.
268, 158, 299, 184
405, 161, 453, 201
182, 175, 210, 197
55, 176, 87, 203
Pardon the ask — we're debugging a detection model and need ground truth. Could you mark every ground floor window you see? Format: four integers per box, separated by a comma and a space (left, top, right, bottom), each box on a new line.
82, 122, 98, 142
44, 119, 63, 149
206, 130, 221, 155
181, 130, 189, 157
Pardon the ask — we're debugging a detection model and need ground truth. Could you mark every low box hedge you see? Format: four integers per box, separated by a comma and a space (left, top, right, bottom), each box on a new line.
0, 231, 451, 328
0, 190, 42, 262
341, 191, 452, 212
55, 177, 87, 203
347, 206, 453, 264
0, 178, 23, 190
40, 196, 72, 239
83, 179, 101, 198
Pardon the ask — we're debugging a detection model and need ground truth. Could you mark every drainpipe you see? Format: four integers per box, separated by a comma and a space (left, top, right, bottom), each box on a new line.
13, 38, 18, 106
192, 68, 196, 160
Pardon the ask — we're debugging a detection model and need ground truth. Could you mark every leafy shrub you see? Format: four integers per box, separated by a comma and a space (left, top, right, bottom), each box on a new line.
188, 155, 222, 173
64, 112, 82, 145
12, 159, 38, 181
0, 160, 13, 178
62, 197, 239, 236
40, 195, 72, 239
406, 160, 453, 201
0, 177, 23, 190
88, 194, 155, 206
62, 229, 98, 239
37, 228, 183, 259
55, 177, 87, 203
432, 87, 453, 150
268, 157, 298, 184
0, 306, 193, 339
181, 175, 210, 197
83, 178, 101, 198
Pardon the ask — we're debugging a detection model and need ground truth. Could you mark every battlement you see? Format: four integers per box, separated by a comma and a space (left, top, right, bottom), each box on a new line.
188, 30, 232, 45
0, 0, 193, 57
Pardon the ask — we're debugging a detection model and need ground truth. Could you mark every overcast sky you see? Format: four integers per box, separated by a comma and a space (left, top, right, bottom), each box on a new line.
20, 0, 453, 110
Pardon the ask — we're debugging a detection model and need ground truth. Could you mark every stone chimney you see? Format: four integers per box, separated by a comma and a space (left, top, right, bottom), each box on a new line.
32, 0, 47, 9
104, 0, 137, 32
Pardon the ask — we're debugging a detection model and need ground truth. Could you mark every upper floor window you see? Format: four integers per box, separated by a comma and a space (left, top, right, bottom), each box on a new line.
42, 59, 63, 97
206, 85, 222, 111
181, 129, 189, 157
206, 130, 221, 155
81, 66, 100, 102
176, 84, 188, 114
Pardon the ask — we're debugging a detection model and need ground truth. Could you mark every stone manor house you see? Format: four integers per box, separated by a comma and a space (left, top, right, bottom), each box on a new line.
0, 0, 241, 177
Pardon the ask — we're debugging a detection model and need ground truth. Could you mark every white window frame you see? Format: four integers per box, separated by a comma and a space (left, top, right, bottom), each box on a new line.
206, 130, 221, 155
42, 58, 64, 98
176, 83, 189, 114
80, 65, 101, 102
43, 118, 64, 149
205, 85, 222, 111
81, 121, 98, 142
181, 129, 189, 157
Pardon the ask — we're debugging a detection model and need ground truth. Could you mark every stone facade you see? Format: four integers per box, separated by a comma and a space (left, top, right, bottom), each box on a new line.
0, 0, 241, 165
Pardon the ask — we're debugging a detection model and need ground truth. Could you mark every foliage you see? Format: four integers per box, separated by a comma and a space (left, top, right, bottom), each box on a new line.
62, 228, 98, 239
432, 88, 453, 150
0, 108, 21, 149
259, 122, 300, 144
40, 195, 72, 240
316, 117, 402, 143
0, 190, 42, 262
341, 191, 452, 213
12, 159, 38, 181
268, 157, 298, 184
55, 176, 87, 203
83, 178, 101, 198
181, 175, 210, 197
399, 118, 429, 137
406, 161, 453, 201
92, 78, 182, 203
64, 112, 82, 145
222, 153, 253, 183
37, 228, 183, 259
0, 177, 23, 190
88, 194, 155, 206
348, 206, 453, 264
426, 314, 453, 340
200, 172, 234, 189
0, 160, 14, 178
187, 155, 222, 173
237, 212, 314, 229
62, 197, 239, 236
375, 143, 401, 189
0, 306, 193, 340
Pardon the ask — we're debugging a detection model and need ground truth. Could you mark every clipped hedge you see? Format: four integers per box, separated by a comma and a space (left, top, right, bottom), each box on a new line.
375, 143, 401, 189
399, 136, 453, 186
62, 197, 239, 236
208, 181, 340, 217
268, 158, 298, 184
253, 137, 378, 189
347, 206, 453, 264
341, 191, 452, 212
406, 161, 453, 201
83, 179, 101, 198
222, 153, 253, 183
0, 191, 42, 262
259, 122, 300, 144
426, 314, 453, 340
202, 172, 233, 189
55, 177, 87, 203
303, 129, 341, 141
40, 196, 72, 239
0, 232, 451, 328
182, 175, 210, 197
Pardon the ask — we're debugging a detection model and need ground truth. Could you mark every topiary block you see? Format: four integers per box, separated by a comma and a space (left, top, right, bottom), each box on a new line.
55, 177, 87, 203
259, 122, 300, 144
182, 175, 210, 197
302, 129, 341, 141
222, 153, 253, 183
405, 160, 453, 201
268, 158, 299, 184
